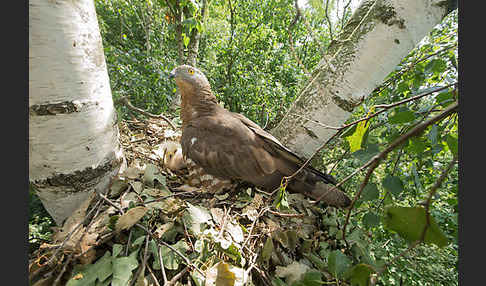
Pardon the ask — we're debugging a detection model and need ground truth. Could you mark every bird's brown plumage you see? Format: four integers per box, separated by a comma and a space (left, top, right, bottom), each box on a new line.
169, 65, 351, 207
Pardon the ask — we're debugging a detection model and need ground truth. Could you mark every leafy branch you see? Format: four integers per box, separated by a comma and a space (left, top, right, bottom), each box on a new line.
338, 101, 458, 246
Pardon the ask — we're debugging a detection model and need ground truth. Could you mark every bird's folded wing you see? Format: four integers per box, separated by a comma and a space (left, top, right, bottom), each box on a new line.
181, 115, 278, 180
233, 112, 338, 185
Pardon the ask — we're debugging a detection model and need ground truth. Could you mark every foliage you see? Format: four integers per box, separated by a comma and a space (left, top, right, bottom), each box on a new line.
316, 9, 458, 286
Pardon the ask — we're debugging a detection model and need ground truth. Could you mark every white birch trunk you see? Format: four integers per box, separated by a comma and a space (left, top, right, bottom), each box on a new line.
272, 0, 455, 158
29, 0, 125, 225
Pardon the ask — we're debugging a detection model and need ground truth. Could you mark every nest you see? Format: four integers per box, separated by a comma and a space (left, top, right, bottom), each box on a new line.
29, 116, 356, 286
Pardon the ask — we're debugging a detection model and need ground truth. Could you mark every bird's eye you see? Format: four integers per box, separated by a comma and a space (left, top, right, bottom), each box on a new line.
188, 68, 195, 75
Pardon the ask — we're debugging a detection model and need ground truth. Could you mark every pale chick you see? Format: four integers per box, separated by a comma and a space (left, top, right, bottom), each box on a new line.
160, 140, 187, 171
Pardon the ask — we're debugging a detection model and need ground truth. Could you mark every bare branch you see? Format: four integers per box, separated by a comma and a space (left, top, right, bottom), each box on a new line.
117, 96, 177, 129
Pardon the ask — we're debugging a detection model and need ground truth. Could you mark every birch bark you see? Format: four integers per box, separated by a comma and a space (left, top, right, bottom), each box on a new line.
29, 0, 125, 225
272, 0, 455, 158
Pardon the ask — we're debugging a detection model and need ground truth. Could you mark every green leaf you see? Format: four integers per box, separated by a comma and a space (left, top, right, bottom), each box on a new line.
425, 59, 447, 75
182, 33, 190, 48
352, 144, 380, 164
388, 109, 416, 124
274, 185, 289, 210
407, 137, 427, 154
436, 91, 454, 107
260, 236, 274, 263
344, 264, 375, 286
328, 250, 352, 279
94, 251, 114, 283
160, 240, 190, 270
112, 244, 123, 258
383, 206, 449, 247
182, 203, 212, 235
427, 125, 438, 145
362, 212, 380, 229
305, 253, 326, 271
445, 133, 458, 157
346, 118, 371, 152
360, 183, 379, 202
112, 249, 139, 286
142, 164, 166, 187
382, 175, 403, 197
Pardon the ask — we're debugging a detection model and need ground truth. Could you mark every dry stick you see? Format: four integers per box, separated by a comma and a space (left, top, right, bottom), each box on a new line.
129, 234, 151, 286
267, 209, 305, 218
146, 264, 162, 286
44, 196, 103, 268
143, 191, 196, 204
166, 266, 190, 286
135, 223, 205, 276
99, 193, 125, 214
118, 96, 177, 130
241, 207, 270, 250
52, 198, 105, 285
158, 245, 168, 285
125, 229, 133, 256
339, 102, 458, 245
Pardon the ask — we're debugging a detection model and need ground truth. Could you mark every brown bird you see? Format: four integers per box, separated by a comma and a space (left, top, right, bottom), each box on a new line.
169, 65, 351, 208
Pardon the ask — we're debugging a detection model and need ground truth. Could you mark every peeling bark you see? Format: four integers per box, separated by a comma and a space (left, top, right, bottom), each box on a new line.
29, 0, 125, 225
271, 0, 454, 159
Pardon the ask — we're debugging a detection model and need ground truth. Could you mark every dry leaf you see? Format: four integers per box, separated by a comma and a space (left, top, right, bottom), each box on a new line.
275, 261, 310, 284
115, 206, 148, 232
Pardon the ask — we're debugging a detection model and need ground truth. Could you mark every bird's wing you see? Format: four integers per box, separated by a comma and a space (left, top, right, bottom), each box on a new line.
232, 112, 338, 185
181, 112, 278, 181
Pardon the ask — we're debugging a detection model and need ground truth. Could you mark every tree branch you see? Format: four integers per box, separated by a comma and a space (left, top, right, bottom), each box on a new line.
117, 96, 177, 129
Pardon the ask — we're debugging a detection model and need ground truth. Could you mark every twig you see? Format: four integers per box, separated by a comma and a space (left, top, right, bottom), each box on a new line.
166, 266, 189, 286
338, 102, 458, 245
241, 207, 269, 250
158, 245, 168, 285
129, 234, 150, 286
135, 223, 205, 276
52, 253, 74, 286
282, 84, 455, 187
98, 192, 125, 214
125, 229, 133, 256
117, 96, 176, 129
146, 264, 161, 286
267, 209, 304, 218
325, 0, 334, 41
375, 157, 456, 279
288, 0, 310, 76
44, 196, 103, 267
143, 191, 196, 204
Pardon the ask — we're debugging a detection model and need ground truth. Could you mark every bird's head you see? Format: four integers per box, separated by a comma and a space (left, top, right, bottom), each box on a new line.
169, 65, 210, 92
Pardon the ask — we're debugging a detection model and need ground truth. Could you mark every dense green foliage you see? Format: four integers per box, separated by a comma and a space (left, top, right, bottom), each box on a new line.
29, 1, 458, 285
95, 0, 350, 128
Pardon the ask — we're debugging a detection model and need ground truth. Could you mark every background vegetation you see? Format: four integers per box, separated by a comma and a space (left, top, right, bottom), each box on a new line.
29, 0, 458, 285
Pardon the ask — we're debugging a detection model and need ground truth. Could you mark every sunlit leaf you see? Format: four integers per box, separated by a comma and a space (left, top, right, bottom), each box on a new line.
383, 206, 449, 247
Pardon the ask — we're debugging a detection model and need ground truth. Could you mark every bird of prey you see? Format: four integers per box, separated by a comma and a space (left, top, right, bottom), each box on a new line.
169, 65, 351, 208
